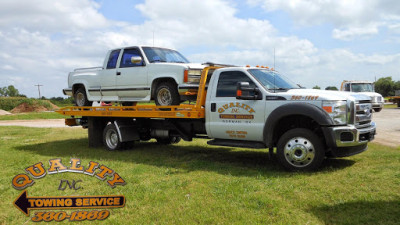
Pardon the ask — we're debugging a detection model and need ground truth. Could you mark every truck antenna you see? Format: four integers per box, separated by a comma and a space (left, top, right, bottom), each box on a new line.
273, 47, 276, 93
153, 31, 155, 47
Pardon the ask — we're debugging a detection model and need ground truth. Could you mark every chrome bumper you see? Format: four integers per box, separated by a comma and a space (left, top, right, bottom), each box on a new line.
329, 122, 376, 147
63, 88, 73, 96
372, 103, 384, 109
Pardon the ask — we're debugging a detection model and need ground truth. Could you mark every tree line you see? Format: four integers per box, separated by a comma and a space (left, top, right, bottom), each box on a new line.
311, 77, 400, 97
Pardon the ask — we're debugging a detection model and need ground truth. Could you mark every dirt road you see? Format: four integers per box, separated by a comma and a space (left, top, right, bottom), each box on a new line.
0, 119, 71, 128
0, 109, 399, 147
371, 108, 400, 147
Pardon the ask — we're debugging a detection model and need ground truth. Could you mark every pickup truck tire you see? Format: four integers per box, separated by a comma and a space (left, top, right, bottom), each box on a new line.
156, 136, 181, 145
74, 87, 92, 106
277, 128, 324, 171
155, 82, 180, 106
103, 124, 122, 151
374, 108, 382, 112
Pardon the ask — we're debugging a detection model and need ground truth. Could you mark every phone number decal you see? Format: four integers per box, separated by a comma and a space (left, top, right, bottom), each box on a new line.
31, 210, 109, 222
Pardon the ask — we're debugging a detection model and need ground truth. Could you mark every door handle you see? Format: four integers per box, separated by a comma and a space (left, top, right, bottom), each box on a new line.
211, 103, 216, 112
116, 72, 121, 75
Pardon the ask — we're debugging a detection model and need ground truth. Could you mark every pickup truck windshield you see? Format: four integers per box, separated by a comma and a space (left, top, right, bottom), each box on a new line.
248, 69, 299, 91
143, 47, 190, 63
351, 83, 374, 92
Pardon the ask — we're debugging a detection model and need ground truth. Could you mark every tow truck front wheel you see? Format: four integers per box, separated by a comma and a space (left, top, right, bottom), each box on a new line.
277, 128, 325, 171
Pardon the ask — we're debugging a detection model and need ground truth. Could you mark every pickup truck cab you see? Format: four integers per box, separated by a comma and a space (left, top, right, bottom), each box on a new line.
340, 80, 384, 112
63, 46, 204, 106
59, 66, 376, 171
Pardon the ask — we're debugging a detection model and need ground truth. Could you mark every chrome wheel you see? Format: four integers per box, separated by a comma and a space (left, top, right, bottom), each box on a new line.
283, 137, 315, 168
105, 129, 119, 150
157, 88, 172, 105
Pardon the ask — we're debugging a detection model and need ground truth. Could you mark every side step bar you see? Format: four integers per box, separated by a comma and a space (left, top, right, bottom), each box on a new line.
207, 139, 266, 149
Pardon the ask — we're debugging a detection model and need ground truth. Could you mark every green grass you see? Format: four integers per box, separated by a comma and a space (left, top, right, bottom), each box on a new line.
0, 112, 67, 120
384, 103, 398, 109
0, 127, 399, 224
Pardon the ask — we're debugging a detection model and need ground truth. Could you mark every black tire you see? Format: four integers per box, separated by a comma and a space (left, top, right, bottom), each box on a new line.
74, 87, 92, 106
373, 107, 382, 112
103, 124, 122, 151
156, 137, 181, 145
276, 128, 325, 171
154, 82, 180, 106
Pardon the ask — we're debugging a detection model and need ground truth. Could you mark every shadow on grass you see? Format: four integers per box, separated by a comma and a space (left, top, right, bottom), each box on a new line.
15, 138, 355, 177
310, 200, 400, 225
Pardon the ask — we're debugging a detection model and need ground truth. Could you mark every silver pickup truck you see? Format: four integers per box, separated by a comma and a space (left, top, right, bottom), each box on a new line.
63, 46, 204, 106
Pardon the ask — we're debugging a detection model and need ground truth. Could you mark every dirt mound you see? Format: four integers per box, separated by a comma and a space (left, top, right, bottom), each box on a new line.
11, 102, 59, 113
0, 109, 11, 115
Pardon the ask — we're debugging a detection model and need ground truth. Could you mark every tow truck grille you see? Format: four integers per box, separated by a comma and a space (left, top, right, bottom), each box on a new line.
355, 100, 372, 128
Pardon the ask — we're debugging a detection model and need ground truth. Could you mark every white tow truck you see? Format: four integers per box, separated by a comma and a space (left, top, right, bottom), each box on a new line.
58, 65, 376, 171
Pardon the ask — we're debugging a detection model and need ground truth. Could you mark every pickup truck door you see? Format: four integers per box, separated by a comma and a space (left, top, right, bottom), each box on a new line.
116, 48, 149, 99
96, 49, 120, 98
206, 71, 266, 142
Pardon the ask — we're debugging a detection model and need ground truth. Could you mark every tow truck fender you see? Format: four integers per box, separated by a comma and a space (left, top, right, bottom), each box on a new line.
263, 102, 334, 147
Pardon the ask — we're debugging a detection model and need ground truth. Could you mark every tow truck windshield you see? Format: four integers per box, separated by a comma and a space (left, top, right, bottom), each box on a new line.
143, 47, 190, 63
248, 69, 299, 92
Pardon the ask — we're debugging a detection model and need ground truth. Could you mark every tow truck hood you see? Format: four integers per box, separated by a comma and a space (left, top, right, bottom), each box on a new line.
282, 89, 371, 101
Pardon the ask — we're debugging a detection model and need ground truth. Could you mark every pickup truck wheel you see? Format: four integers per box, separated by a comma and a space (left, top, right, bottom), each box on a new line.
103, 124, 122, 151
155, 82, 180, 106
74, 87, 92, 106
277, 128, 325, 171
156, 137, 181, 145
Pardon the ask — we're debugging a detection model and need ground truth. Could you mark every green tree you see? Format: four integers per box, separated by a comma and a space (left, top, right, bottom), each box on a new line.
0, 85, 20, 97
312, 85, 321, 89
394, 81, 400, 92
325, 86, 338, 90
375, 77, 394, 96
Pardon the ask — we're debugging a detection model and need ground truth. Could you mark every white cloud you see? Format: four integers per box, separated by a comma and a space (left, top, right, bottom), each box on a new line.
332, 24, 380, 41
0, 0, 398, 98
250, 0, 400, 40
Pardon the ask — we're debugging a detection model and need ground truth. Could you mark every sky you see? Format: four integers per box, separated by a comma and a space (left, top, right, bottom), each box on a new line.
0, 0, 399, 98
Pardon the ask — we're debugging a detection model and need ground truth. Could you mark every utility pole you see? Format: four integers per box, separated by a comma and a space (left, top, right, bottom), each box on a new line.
34, 84, 43, 98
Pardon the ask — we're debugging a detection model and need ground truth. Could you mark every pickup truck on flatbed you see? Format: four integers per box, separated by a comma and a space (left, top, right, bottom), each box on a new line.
63, 46, 205, 106
58, 65, 376, 171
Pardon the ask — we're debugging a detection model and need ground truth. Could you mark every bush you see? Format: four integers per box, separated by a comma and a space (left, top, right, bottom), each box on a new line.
0, 97, 56, 111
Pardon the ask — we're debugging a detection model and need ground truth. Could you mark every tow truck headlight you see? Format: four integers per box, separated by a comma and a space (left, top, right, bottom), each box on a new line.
322, 100, 347, 125
184, 69, 202, 83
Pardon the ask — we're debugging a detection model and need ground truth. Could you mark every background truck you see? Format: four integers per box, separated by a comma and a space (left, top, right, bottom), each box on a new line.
63, 46, 205, 107
389, 90, 400, 107
340, 80, 384, 112
58, 65, 376, 171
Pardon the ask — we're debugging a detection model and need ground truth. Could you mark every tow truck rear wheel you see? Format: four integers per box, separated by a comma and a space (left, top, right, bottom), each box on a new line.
277, 128, 325, 171
103, 124, 122, 151
156, 136, 181, 145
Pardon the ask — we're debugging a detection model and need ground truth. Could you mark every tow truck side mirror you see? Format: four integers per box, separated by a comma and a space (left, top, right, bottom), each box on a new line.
236, 82, 262, 100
